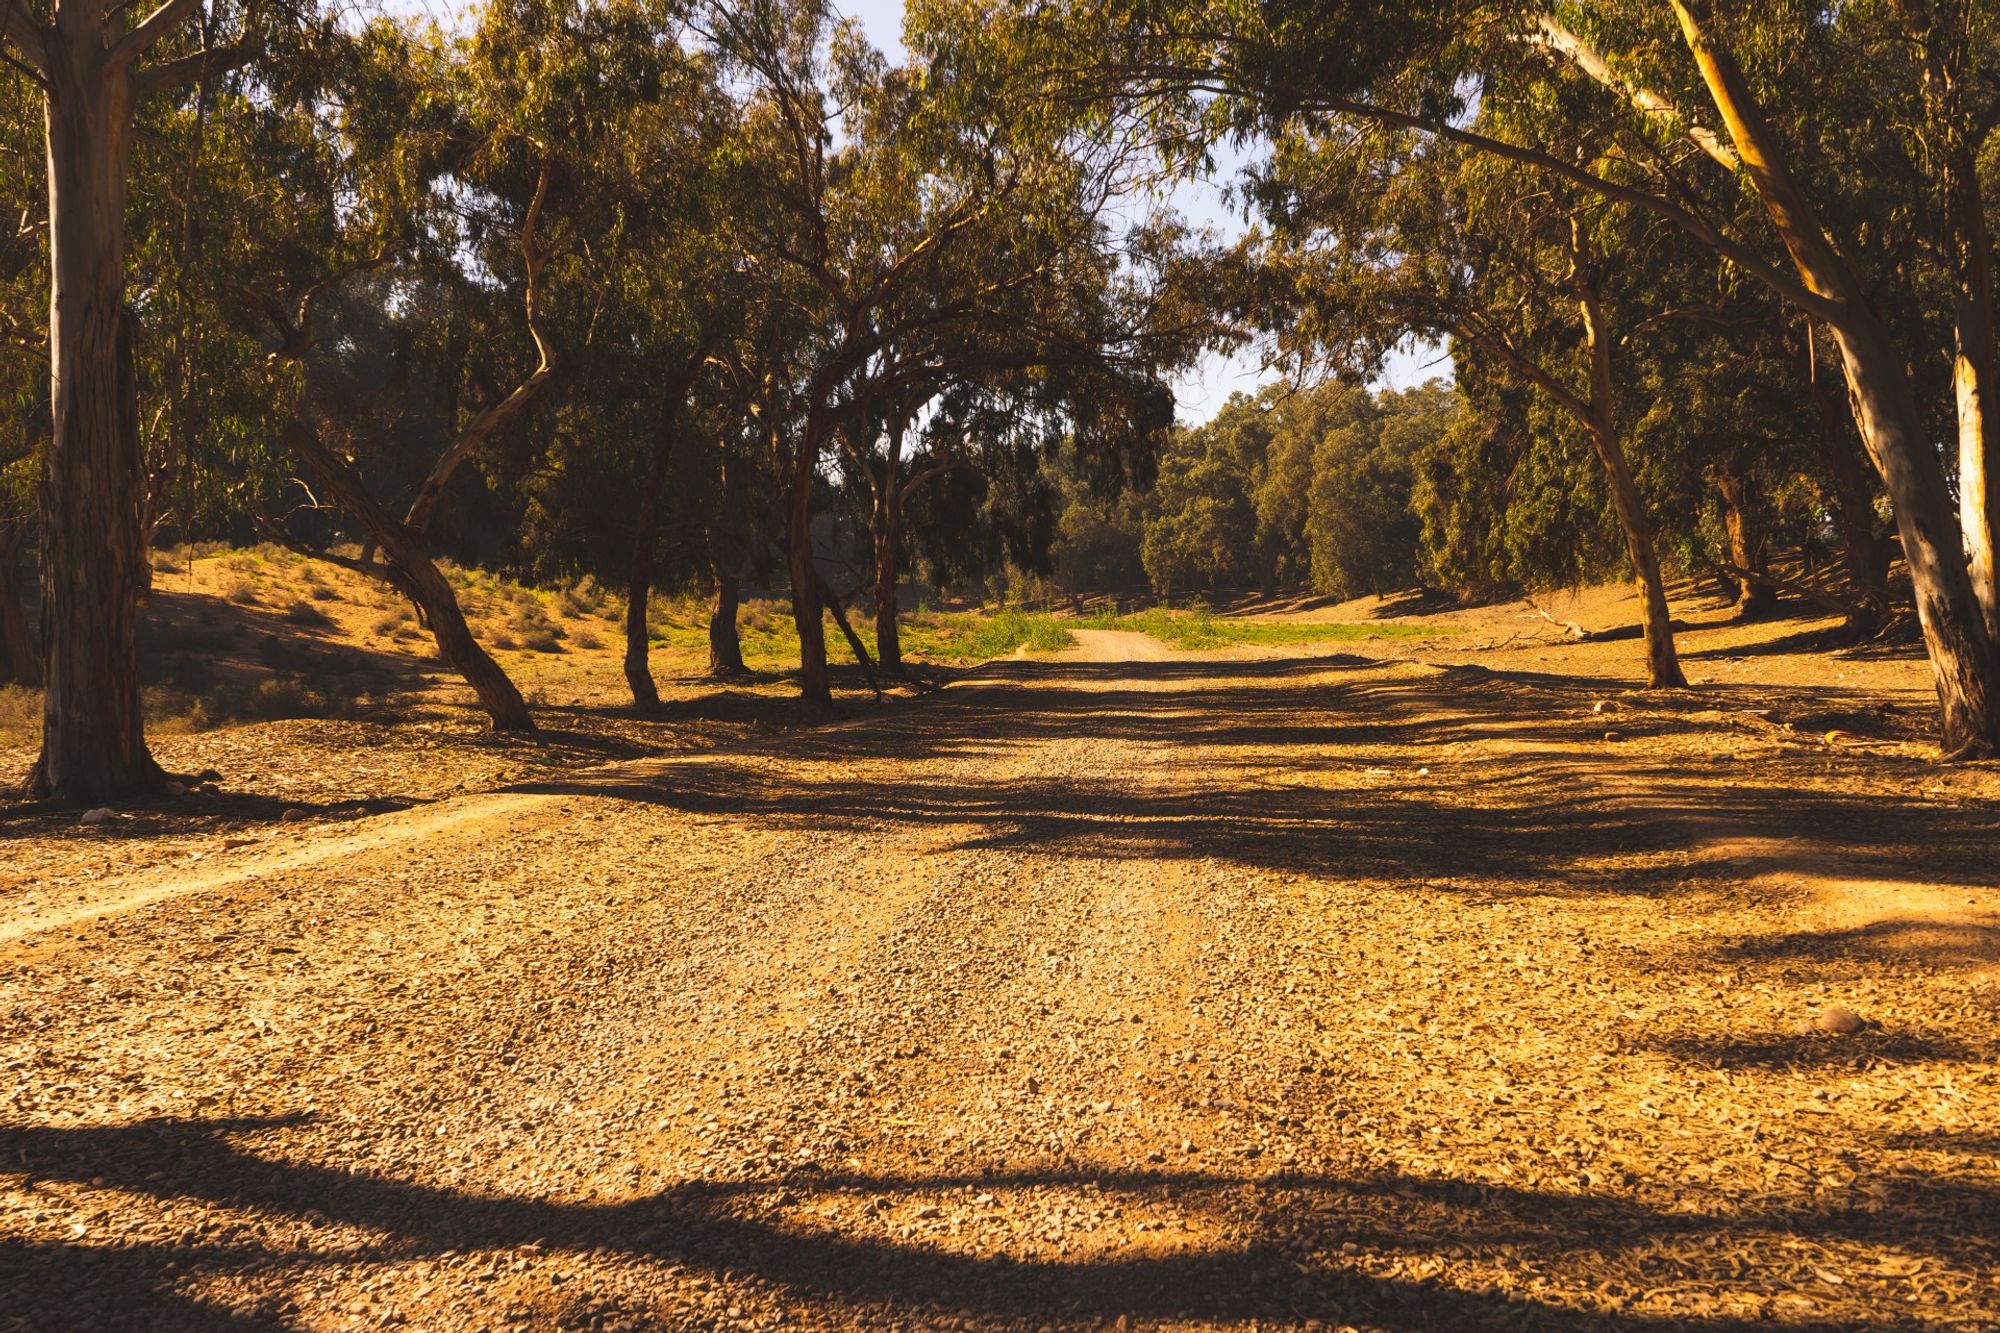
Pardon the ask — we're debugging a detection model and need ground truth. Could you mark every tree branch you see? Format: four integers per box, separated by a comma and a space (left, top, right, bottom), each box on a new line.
110, 0, 201, 65
1529, 15, 1741, 173
404, 163, 556, 536
0, 0, 46, 77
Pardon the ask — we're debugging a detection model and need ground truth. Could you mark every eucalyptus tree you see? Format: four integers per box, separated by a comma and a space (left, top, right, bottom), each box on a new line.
0, 0, 308, 799
1011, 0, 2000, 753
1251, 103, 1692, 686
713, 0, 1177, 702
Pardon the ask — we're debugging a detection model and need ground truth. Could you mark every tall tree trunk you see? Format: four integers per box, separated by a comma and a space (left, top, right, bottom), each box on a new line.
708, 567, 744, 676
786, 438, 830, 708
1578, 272, 1685, 688
1715, 461, 1776, 619
29, 39, 164, 801
1675, 0, 2000, 754
874, 415, 904, 674
286, 423, 535, 731
0, 516, 36, 688
1912, 7, 2000, 649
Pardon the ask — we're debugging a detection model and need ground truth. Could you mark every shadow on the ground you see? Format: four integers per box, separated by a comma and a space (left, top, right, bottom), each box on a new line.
4, 1114, 1992, 1331
500, 655, 1999, 908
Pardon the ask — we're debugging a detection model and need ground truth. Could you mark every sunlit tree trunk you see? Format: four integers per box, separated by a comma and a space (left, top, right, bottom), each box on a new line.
1675, 0, 2000, 754
29, 28, 164, 800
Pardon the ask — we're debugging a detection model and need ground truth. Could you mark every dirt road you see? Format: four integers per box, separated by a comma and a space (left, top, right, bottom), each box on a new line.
3, 640, 1997, 1331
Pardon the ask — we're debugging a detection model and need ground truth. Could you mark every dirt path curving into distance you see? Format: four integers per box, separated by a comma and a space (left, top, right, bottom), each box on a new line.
3, 645, 1997, 1331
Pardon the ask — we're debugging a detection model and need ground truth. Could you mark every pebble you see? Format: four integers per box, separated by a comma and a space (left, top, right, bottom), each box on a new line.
1815, 1005, 1866, 1035
78, 807, 113, 825
1592, 700, 1618, 714
280, 808, 308, 823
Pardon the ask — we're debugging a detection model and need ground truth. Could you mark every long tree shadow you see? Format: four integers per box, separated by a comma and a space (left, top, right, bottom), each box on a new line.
5, 1115, 1991, 1331
502, 655, 2000, 897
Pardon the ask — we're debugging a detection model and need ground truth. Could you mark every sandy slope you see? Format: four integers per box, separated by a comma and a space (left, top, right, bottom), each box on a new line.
2, 637, 1997, 1332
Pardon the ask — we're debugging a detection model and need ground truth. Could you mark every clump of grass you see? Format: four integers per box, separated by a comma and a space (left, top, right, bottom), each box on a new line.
148, 547, 185, 575
505, 599, 565, 653
370, 608, 413, 637
570, 626, 604, 651
283, 597, 335, 629
224, 575, 260, 606
309, 583, 340, 603
555, 575, 607, 619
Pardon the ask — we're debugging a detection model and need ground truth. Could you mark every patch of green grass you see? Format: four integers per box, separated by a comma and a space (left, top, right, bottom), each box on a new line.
901, 608, 1074, 662
1084, 606, 1435, 650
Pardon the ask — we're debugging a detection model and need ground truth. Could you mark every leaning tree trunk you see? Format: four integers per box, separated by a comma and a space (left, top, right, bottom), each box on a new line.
708, 568, 745, 676
1716, 462, 1776, 619
0, 517, 37, 688
286, 424, 535, 732
1577, 278, 1685, 689
30, 44, 164, 801
1676, 0, 2000, 754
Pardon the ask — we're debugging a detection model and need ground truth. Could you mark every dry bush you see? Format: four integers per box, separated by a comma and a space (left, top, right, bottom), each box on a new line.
570, 626, 604, 651
555, 576, 607, 619
224, 576, 260, 605
310, 584, 341, 602
148, 547, 184, 575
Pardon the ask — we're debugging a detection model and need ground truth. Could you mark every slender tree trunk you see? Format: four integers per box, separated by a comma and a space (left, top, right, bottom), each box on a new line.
1675, 0, 2000, 754
1577, 275, 1685, 688
0, 517, 37, 688
874, 419, 904, 673
623, 494, 660, 710
29, 39, 165, 801
1715, 461, 1776, 619
708, 568, 744, 676
786, 434, 830, 708
286, 423, 535, 731
819, 572, 881, 697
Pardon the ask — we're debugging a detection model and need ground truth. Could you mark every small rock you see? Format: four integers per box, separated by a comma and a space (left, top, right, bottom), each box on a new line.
1592, 699, 1618, 715
1602, 730, 1623, 743
1024, 1076, 1040, 1095
279, 808, 308, 823
78, 807, 113, 825
1815, 1005, 1866, 1035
